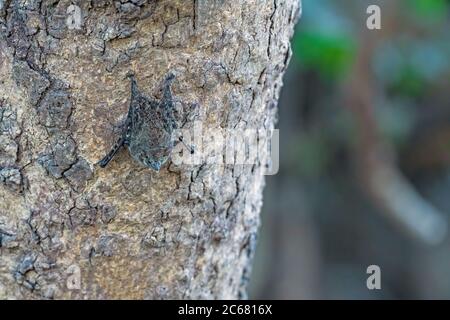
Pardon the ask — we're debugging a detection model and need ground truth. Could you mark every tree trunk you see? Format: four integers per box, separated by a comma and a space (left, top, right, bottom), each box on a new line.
0, 0, 300, 299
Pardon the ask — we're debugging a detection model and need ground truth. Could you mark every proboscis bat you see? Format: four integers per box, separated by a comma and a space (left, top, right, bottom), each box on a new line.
98, 73, 192, 171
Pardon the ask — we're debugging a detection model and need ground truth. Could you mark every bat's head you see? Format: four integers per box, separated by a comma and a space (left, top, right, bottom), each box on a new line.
128, 144, 172, 172
142, 156, 168, 172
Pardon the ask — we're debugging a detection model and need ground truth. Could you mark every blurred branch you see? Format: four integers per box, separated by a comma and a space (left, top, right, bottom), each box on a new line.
344, 4, 447, 244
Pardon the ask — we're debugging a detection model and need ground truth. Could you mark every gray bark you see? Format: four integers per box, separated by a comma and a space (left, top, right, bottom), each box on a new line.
0, 0, 300, 299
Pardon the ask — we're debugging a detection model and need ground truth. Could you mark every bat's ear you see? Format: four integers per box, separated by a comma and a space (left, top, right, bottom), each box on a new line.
165, 72, 176, 83
125, 71, 136, 80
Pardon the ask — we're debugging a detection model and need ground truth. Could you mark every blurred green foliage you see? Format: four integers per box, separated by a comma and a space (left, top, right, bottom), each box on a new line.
389, 65, 426, 97
292, 31, 356, 79
410, 0, 448, 23
291, 0, 357, 79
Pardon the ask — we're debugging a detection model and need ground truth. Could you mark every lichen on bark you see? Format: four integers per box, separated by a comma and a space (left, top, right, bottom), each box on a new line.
0, 0, 300, 299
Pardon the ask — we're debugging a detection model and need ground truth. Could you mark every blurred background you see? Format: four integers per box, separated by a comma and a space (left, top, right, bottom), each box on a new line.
249, 0, 450, 299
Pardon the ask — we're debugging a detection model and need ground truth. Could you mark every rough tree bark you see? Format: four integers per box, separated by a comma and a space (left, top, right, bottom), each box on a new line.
0, 0, 300, 299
